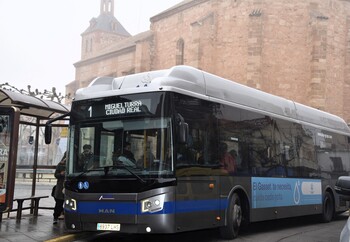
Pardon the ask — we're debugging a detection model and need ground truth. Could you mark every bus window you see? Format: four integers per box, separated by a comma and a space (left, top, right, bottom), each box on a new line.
270, 118, 297, 177
217, 104, 242, 174
173, 94, 218, 175
293, 124, 318, 178
100, 130, 115, 167
316, 130, 349, 178
219, 106, 273, 176
68, 117, 173, 176
77, 127, 95, 171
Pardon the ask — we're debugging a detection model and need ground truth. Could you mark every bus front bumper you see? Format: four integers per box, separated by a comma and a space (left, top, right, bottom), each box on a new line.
64, 211, 176, 234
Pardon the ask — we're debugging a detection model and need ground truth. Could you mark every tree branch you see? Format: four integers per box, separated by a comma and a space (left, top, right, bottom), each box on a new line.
0, 83, 71, 103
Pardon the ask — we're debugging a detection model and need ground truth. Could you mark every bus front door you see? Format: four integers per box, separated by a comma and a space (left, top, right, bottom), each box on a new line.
175, 174, 220, 232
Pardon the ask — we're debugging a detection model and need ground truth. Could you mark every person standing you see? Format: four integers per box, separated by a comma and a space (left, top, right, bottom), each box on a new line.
78, 144, 94, 171
53, 152, 66, 224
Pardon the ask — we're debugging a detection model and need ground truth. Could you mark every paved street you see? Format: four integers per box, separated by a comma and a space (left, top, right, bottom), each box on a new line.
2, 183, 346, 242
73, 212, 347, 242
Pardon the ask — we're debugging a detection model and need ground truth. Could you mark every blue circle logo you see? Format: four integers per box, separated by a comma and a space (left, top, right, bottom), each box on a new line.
78, 182, 84, 190
83, 181, 89, 189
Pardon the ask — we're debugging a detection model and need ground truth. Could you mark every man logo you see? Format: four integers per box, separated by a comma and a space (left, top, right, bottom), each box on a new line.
99, 209, 115, 214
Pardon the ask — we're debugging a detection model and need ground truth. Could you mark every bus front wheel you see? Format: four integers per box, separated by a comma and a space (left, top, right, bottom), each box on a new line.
321, 191, 334, 223
220, 193, 242, 239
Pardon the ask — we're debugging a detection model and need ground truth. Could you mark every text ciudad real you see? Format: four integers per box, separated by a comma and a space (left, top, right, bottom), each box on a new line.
105, 101, 142, 115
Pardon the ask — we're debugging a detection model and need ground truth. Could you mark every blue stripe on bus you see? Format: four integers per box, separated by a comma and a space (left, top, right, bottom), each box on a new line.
175, 199, 223, 213
74, 199, 227, 215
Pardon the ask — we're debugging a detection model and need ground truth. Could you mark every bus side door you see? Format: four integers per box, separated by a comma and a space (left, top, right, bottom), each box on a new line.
175, 170, 220, 232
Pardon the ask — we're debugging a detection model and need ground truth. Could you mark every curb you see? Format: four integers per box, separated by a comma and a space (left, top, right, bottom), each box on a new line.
44, 232, 92, 242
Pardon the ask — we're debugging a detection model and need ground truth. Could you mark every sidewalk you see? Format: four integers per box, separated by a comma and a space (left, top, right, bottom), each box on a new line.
0, 210, 90, 242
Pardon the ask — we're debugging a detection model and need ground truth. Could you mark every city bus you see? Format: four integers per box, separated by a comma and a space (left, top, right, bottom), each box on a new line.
46, 65, 350, 239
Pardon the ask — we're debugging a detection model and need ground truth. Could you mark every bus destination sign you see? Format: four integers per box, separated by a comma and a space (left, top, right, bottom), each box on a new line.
87, 100, 149, 118
105, 100, 142, 115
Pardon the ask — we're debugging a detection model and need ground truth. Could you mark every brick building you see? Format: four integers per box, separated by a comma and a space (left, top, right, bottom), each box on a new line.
66, 0, 350, 123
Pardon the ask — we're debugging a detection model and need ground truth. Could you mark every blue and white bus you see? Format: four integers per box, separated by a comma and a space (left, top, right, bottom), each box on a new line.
47, 65, 350, 239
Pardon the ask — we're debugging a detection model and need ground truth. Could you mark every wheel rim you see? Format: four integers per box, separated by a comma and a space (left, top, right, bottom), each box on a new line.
233, 203, 242, 228
324, 196, 332, 219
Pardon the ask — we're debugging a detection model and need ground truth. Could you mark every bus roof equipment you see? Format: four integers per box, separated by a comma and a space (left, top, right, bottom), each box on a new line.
75, 65, 350, 135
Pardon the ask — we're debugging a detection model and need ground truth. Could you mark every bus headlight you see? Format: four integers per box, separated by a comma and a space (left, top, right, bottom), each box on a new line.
141, 194, 165, 213
65, 198, 77, 211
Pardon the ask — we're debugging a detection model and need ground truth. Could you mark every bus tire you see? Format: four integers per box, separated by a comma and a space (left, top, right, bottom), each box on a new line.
321, 191, 334, 223
220, 193, 242, 239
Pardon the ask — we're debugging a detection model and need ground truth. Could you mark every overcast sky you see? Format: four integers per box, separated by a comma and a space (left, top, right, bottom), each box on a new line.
0, 0, 183, 95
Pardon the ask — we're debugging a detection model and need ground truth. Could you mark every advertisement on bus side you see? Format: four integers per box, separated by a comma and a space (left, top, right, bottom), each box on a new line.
251, 177, 322, 209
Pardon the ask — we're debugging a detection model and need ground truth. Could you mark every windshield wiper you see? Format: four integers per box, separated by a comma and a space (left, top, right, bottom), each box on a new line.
103, 165, 146, 183
70, 164, 146, 184
71, 167, 106, 182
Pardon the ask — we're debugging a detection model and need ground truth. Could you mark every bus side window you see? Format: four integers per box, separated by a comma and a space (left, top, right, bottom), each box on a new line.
177, 143, 196, 164
174, 94, 218, 173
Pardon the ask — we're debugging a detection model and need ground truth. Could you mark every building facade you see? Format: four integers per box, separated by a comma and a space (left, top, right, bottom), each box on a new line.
66, 0, 350, 123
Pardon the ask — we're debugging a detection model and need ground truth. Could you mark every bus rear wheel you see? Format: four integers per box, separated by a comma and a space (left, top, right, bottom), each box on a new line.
220, 193, 242, 239
321, 191, 334, 223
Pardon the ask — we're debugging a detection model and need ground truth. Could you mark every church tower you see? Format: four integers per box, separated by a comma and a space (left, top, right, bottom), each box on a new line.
100, 0, 114, 16
80, 0, 131, 60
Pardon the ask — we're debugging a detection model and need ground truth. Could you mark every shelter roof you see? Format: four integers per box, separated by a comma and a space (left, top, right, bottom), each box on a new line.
0, 89, 69, 119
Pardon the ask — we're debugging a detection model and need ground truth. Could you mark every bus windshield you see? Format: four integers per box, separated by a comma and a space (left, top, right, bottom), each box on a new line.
66, 92, 173, 179
67, 117, 173, 178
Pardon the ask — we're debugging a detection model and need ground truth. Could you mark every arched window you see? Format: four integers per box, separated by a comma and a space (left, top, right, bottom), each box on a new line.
111, 22, 116, 31
85, 38, 93, 53
85, 39, 89, 53
176, 38, 184, 65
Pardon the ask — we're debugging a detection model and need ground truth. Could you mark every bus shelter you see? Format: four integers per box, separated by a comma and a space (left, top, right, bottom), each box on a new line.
0, 89, 69, 212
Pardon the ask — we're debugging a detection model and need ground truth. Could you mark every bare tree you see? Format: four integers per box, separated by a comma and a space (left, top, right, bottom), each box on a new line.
0, 83, 70, 103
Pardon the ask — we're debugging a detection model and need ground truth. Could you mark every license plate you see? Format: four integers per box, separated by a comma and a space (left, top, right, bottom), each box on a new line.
97, 223, 120, 231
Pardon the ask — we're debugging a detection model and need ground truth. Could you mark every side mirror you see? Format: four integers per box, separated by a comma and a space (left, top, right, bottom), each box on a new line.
28, 136, 34, 145
335, 176, 350, 200
176, 113, 188, 144
45, 123, 52, 144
